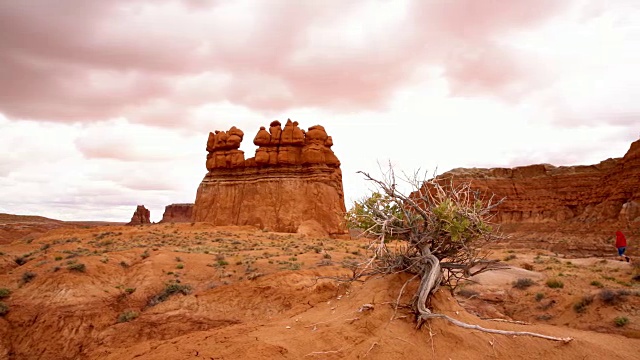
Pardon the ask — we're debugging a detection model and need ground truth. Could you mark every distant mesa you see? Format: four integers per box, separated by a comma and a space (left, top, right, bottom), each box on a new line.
419, 139, 640, 255
127, 205, 151, 226
160, 203, 194, 223
193, 119, 347, 235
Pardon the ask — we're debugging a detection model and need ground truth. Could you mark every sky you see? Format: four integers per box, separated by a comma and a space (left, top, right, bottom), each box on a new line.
0, 0, 638, 222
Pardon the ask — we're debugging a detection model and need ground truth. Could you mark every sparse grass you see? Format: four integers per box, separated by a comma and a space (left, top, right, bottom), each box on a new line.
67, 263, 86, 272
573, 295, 593, 313
124, 287, 136, 294
21, 271, 36, 284
614, 316, 629, 327
0, 288, 10, 299
117, 310, 139, 323
513, 278, 535, 289
503, 254, 516, 261
0, 302, 8, 316
147, 283, 192, 307
599, 289, 628, 305
546, 278, 564, 289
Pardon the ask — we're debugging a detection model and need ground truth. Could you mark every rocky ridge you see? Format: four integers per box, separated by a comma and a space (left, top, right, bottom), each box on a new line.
428, 139, 640, 254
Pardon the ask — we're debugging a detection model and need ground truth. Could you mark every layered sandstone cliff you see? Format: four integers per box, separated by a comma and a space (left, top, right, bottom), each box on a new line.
427, 140, 640, 254
127, 205, 151, 226
160, 203, 194, 223
193, 120, 346, 235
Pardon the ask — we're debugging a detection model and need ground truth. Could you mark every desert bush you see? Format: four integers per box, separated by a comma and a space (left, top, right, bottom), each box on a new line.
14, 256, 28, 266
140, 250, 150, 259
119, 261, 129, 268
503, 254, 517, 261
0, 288, 10, 299
614, 316, 629, 327
67, 263, 86, 272
535, 292, 545, 301
573, 295, 593, 313
599, 289, 628, 305
176, 263, 184, 269
513, 278, 535, 289
124, 287, 136, 294
147, 283, 192, 307
21, 271, 36, 284
521, 263, 534, 271
0, 302, 8, 316
546, 279, 564, 289
590, 280, 604, 288
117, 310, 139, 323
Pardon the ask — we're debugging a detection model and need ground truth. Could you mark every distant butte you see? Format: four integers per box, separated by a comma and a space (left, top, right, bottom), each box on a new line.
193, 119, 347, 235
126, 205, 151, 226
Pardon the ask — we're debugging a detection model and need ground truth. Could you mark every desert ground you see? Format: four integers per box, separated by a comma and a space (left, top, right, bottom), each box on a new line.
0, 219, 639, 359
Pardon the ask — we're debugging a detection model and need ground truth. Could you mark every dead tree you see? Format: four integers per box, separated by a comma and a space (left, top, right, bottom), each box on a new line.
352, 165, 572, 342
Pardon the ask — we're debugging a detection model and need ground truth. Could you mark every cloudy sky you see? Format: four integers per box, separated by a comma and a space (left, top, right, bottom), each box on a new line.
0, 0, 638, 222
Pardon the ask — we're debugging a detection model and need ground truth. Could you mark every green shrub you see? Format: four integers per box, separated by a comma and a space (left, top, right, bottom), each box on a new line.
147, 283, 192, 307
0, 288, 11, 299
117, 310, 139, 323
513, 278, 535, 289
0, 302, 8, 316
176, 263, 184, 269
590, 280, 604, 288
535, 292, 545, 301
614, 316, 629, 327
546, 279, 564, 289
67, 263, 86, 272
124, 287, 136, 295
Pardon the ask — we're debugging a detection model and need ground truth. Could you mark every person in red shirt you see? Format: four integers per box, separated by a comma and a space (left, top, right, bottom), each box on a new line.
615, 230, 630, 262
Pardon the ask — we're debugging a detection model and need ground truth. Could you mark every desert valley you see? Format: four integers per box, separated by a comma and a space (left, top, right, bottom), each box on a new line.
0, 121, 638, 359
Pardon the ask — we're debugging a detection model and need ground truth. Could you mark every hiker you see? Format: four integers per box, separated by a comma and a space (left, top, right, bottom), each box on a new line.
615, 230, 630, 262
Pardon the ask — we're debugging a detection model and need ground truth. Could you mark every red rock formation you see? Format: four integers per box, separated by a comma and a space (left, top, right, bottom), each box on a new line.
160, 203, 194, 223
127, 205, 151, 225
420, 140, 640, 255
194, 120, 346, 235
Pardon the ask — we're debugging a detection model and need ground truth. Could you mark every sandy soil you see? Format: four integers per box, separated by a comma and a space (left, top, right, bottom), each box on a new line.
0, 222, 639, 359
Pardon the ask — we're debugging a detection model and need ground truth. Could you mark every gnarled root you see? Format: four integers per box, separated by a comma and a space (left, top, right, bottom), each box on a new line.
413, 253, 573, 343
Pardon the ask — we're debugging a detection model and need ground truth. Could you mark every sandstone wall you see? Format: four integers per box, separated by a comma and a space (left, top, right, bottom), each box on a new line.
193, 120, 347, 235
425, 140, 640, 255
160, 203, 194, 223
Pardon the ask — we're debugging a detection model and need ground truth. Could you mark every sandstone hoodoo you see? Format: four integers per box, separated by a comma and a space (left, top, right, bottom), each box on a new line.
126, 205, 151, 225
422, 139, 640, 254
193, 120, 346, 235
160, 203, 194, 223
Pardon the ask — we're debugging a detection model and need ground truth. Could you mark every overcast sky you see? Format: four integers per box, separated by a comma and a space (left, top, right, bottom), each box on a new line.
0, 0, 638, 222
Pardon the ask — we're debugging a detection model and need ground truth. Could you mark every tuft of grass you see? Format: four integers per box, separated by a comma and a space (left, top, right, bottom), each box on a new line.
124, 287, 136, 294
176, 263, 184, 269
614, 316, 629, 327
67, 263, 86, 272
140, 250, 150, 259
590, 280, 604, 288
21, 271, 36, 284
119, 261, 130, 268
0, 288, 11, 299
147, 283, 192, 307
573, 295, 593, 313
117, 310, 139, 323
513, 278, 535, 289
546, 278, 564, 289
0, 301, 8, 316
535, 292, 545, 301
503, 254, 517, 261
